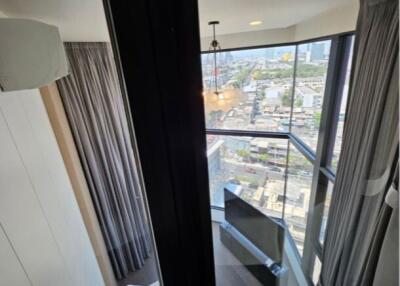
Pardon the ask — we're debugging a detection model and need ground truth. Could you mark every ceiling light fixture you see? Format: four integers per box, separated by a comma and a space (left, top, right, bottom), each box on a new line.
249, 20, 263, 26
208, 20, 222, 98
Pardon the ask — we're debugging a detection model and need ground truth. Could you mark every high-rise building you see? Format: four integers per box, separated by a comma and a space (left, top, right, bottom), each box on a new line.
265, 48, 276, 61
311, 43, 325, 61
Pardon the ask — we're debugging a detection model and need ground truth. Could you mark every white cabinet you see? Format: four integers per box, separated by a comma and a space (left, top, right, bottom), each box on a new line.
0, 89, 104, 286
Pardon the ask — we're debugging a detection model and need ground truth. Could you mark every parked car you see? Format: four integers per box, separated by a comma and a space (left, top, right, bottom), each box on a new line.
248, 183, 259, 189
268, 166, 282, 173
245, 166, 257, 174
298, 170, 312, 177
228, 178, 241, 185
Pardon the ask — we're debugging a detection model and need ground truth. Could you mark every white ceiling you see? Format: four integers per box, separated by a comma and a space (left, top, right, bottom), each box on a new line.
0, 0, 354, 41
198, 0, 354, 37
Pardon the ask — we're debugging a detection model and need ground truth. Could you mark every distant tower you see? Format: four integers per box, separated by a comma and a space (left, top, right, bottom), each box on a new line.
225, 51, 233, 64
265, 48, 275, 61
311, 43, 325, 61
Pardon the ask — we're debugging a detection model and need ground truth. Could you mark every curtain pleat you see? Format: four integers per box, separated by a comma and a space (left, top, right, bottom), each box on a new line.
57, 42, 151, 280
359, 169, 398, 286
370, 182, 398, 286
319, 0, 399, 285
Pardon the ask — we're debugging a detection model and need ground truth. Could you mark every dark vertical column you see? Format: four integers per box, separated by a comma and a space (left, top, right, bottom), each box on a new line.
102, 0, 215, 285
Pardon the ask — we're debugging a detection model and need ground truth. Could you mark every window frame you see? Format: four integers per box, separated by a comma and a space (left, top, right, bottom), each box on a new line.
203, 32, 355, 284
301, 34, 354, 277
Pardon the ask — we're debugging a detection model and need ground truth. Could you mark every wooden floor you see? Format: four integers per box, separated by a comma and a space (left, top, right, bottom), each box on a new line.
117, 253, 159, 286
118, 222, 260, 286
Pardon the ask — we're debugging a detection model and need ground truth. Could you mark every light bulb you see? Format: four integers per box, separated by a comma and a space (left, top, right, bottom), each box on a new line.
249, 20, 263, 26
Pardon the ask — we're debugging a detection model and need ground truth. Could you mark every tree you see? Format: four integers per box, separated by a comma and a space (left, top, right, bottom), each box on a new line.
236, 149, 251, 159
234, 67, 252, 85
231, 81, 240, 89
281, 90, 292, 107
259, 153, 269, 162
314, 111, 321, 126
294, 96, 303, 107
296, 63, 327, 78
252, 69, 263, 80
288, 153, 309, 168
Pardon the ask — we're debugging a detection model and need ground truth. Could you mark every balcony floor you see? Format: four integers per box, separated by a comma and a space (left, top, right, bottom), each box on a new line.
118, 222, 261, 286
212, 222, 262, 286
117, 253, 159, 286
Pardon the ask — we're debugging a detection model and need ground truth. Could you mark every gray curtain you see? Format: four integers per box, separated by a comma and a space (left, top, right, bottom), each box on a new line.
360, 169, 398, 286
319, 0, 399, 285
57, 42, 152, 280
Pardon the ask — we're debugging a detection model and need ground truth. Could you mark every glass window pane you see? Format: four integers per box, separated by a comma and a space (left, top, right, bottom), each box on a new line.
319, 181, 333, 245
202, 46, 296, 131
330, 36, 355, 171
284, 143, 314, 255
312, 255, 322, 285
291, 40, 331, 151
207, 135, 288, 217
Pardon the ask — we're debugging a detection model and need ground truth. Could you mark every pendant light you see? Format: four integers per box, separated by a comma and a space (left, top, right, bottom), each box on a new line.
208, 21, 224, 100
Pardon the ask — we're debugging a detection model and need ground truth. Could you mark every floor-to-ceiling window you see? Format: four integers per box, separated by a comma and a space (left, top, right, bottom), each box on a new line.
291, 40, 331, 151
203, 34, 354, 285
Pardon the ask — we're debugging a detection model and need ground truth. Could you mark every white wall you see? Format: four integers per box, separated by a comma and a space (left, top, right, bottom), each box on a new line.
200, 2, 359, 51
0, 89, 104, 286
200, 26, 295, 51
293, 1, 359, 41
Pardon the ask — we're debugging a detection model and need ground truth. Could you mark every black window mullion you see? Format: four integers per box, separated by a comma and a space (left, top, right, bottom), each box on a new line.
288, 133, 316, 163
206, 129, 289, 139
324, 35, 354, 171
301, 35, 352, 277
289, 45, 299, 133
320, 167, 335, 183
282, 140, 291, 220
